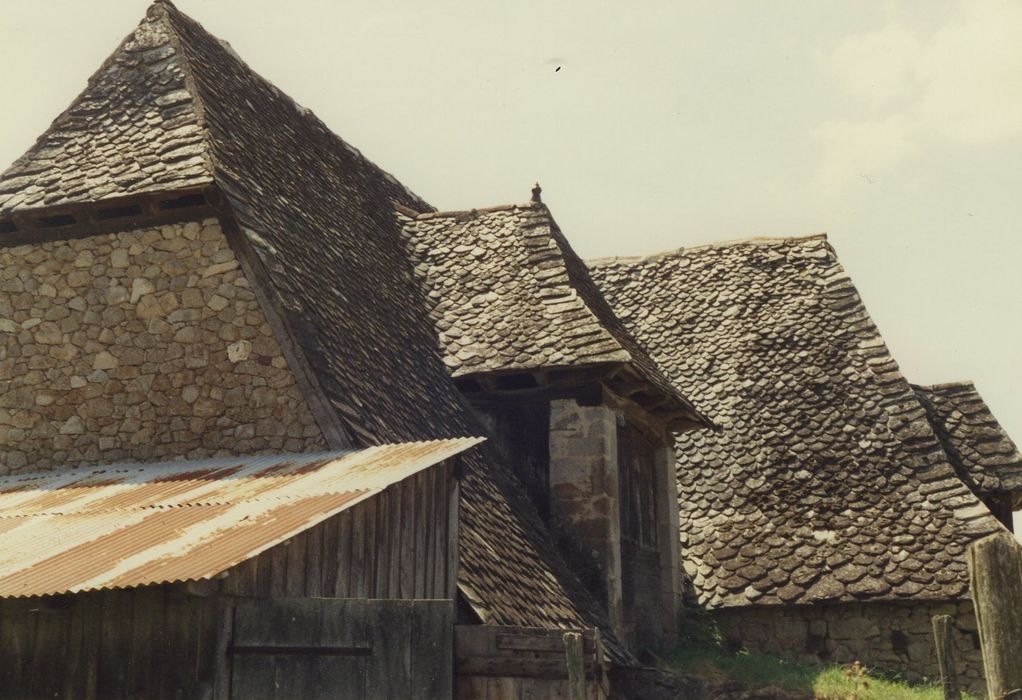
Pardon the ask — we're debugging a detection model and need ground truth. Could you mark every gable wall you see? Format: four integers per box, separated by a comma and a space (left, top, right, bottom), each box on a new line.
0, 217, 326, 473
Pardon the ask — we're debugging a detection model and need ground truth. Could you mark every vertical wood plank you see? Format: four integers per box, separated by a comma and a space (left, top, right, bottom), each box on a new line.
932, 614, 962, 700
212, 602, 234, 700
386, 482, 402, 596
563, 632, 586, 700
447, 463, 461, 599
400, 476, 415, 599
63, 594, 87, 700
414, 470, 429, 598
270, 538, 288, 598
285, 532, 307, 598
375, 489, 391, 598
320, 512, 339, 598
335, 510, 352, 598
351, 504, 366, 598
365, 600, 411, 698
306, 523, 323, 598
409, 600, 453, 699
365, 498, 378, 597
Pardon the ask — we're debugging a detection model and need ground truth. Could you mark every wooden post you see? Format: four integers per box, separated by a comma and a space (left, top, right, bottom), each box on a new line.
563, 631, 585, 700
932, 615, 961, 700
968, 532, 1022, 700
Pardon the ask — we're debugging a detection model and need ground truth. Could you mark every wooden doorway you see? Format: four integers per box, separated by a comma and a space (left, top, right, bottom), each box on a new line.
225, 598, 452, 699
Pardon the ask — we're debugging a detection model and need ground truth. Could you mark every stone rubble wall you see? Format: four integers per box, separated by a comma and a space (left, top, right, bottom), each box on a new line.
0, 217, 326, 473
715, 599, 985, 696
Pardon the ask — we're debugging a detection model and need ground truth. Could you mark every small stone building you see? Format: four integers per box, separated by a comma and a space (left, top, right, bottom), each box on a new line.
402, 196, 711, 652
590, 235, 1022, 695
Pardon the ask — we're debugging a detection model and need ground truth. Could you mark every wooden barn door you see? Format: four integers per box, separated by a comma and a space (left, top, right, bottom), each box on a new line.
225, 598, 453, 699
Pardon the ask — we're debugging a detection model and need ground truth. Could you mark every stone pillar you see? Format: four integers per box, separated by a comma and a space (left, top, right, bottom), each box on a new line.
549, 399, 624, 638
655, 444, 682, 638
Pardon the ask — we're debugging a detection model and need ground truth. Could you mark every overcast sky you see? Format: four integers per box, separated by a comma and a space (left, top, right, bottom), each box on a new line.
2, 1, 1021, 528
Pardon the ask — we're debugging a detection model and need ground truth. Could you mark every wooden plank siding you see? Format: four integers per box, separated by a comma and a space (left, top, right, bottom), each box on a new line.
0, 459, 458, 699
219, 457, 457, 600
455, 624, 609, 700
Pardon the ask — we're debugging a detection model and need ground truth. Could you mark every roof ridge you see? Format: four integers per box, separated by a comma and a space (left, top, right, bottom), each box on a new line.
152, 2, 217, 181
413, 201, 538, 220
587, 232, 830, 267
914, 381, 978, 392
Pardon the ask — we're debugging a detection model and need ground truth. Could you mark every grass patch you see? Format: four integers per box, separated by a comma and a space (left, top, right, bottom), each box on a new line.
660, 609, 981, 699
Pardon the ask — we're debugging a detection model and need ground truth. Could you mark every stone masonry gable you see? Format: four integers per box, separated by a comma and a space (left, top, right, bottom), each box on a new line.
590, 235, 1003, 607
0, 5, 211, 214
0, 218, 325, 473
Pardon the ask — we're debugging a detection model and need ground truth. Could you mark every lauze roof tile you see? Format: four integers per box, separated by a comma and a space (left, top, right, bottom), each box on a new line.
590, 235, 1005, 607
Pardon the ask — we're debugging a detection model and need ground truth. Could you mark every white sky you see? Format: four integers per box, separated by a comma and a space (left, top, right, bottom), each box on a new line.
2, 1, 1021, 529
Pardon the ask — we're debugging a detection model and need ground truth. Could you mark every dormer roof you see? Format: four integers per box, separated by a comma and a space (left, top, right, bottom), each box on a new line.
402, 201, 711, 431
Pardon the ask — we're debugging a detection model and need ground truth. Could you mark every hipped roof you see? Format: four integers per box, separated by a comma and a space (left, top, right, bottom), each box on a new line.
591, 235, 1005, 608
0, 1, 629, 661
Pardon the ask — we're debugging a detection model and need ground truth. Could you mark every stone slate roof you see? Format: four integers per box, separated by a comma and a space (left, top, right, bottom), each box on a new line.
590, 235, 1004, 608
401, 202, 708, 427
0, 1, 630, 661
914, 382, 1022, 498
0, 14, 212, 213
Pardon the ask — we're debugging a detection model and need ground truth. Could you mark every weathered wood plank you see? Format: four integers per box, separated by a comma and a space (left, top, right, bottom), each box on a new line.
375, 488, 391, 598
931, 614, 962, 700
400, 478, 416, 598
212, 602, 234, 700
390, 482, 404, 597
351, 504, 366, 598
417, 469, 432, 598
306, 523, 323, 598
409, 599, 454, 700
284, 532, 306, 598
968, 532, 1022, 700
335, 509, 352, 598
320, 511, 339, 597
564, 632, 586, 700
364, 600, 411, 698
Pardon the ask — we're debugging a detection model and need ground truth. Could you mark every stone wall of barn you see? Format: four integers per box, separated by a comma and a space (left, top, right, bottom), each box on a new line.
715, 599, 984, 695
0, 217, 326, 473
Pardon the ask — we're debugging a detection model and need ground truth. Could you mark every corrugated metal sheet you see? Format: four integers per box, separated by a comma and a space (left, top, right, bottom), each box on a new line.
0, 438, 482, 598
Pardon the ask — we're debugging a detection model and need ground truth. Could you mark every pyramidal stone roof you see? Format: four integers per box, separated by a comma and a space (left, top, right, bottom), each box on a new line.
590, 235, 1005, 608
914, 382, 1022, 499
0, 8, 212, 213
0, 1, 631, 660
401, 201, 709, 430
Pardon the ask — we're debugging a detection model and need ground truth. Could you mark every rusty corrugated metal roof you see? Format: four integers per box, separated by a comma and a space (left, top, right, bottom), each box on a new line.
0, 438, 482, 598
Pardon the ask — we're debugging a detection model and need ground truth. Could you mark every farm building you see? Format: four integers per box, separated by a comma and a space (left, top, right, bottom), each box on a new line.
590, 236, 1022, 695
0, 1, 1019, 699
0, 2, 668, 697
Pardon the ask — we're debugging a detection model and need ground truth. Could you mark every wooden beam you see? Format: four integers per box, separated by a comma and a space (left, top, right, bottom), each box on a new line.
0, 187, 218, 247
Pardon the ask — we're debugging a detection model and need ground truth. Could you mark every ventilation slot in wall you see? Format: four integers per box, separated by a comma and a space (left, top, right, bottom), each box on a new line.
96, 204, 144, 220
159, 193, 206, 210
36, 214, 77, 229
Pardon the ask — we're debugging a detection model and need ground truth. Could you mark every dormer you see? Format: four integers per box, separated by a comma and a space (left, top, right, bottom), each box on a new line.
401, 193, 713, 651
